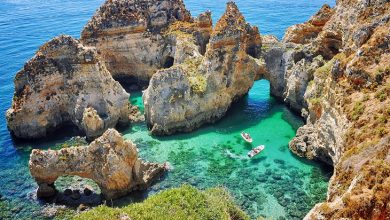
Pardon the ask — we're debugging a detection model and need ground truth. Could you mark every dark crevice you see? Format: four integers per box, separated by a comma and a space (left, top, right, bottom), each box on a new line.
163, 56, 174, 68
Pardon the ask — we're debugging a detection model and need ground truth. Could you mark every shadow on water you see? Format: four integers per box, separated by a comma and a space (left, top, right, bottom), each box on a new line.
12, 124, 82, 149
288, 148, 334, 177
111, 172, 171, 208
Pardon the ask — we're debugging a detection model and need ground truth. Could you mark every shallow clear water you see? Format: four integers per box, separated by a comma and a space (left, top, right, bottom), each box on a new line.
0, 0, 334, 219
123, 80, 331, 220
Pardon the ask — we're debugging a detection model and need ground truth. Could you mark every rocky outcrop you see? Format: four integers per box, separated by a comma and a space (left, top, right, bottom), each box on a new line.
286, 0, 390, 219
143, 2, 262, 135
283, 4, 334, 44
81, 0, 212, 86
259, 43, 321, 113
29, 129, 167, 200
6, 35, 130, 140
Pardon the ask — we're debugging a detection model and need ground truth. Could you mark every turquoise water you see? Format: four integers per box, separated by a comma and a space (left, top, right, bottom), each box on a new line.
123, 80, 331, 219
0, 0, 334, 219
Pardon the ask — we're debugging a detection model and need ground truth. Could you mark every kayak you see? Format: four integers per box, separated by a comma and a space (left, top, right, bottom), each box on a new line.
241, 132, 253, 143
248, 145, 265, 158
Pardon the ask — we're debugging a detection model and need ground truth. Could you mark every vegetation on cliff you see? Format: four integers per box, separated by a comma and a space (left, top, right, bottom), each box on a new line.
74, 185, 249, 220
286, 0, 389, 218
180, 57, 207, 94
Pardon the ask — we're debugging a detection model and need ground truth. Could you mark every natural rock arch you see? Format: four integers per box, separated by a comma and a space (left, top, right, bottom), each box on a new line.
29, 129, 167, 200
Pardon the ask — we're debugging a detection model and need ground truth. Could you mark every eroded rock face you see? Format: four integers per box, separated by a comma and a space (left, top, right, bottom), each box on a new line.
6, 35, 130, 140
283, 4, 334, 44
143, 2, 262, 135
81, 0, 212, 86
29, 129, 167, 200
286, 0, 390, 218
260, 43, 320, 113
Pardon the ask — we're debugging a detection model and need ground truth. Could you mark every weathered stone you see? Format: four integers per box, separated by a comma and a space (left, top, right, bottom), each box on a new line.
36, 183, 56, 198
77, 204, 89, 212
284, 55, 324, 112
143, 2, 263, 135
129, 105, 145, 123
29, 129, 167, 200
6, 35, 130, 140
81, 0, 211, 85
286, 0, 390, 219
283, 4, 334, 44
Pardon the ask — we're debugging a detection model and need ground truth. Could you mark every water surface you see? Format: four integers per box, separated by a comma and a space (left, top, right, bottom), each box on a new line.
0, 0, 333, 219
123, 80, 331, 219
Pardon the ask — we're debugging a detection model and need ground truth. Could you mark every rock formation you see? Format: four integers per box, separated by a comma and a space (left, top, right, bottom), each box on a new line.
286, 0, 390, 219
81, 0, 212, 86
283, 4, 334, 44
143, 2, 262, 135
29, 129, 167, 200
7, 0, 390, 218
6, 35, 130, 140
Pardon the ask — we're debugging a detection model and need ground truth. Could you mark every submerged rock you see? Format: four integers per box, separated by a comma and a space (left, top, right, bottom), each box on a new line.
81, 0, 211, 86
29, 129, 167, 200
6, 35, 130, 140
143, 2, 263, 135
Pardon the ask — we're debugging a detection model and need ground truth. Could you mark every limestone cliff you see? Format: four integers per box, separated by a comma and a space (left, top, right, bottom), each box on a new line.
29, 129, 167, 200
81, 0, 212, 86
143, 2, 262, 135
283, 4, 334, 44
6, 35, 130, 140
286, 0, 390, 218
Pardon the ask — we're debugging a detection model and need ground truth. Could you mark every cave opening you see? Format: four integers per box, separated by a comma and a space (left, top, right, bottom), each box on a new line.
163, 56, 174, 68
246, 45, 259, 58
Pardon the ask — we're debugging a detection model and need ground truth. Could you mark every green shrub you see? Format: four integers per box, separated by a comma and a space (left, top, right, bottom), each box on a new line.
376, 127, 387, 137
375, 89, 388, 102
74, 185, 249, 220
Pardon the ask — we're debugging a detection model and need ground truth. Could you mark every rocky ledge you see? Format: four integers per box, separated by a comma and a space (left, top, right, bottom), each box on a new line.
29, 129, 167, 200
81, 0, 212, 86
143, 2, 263, 135
6, 35, 130, 140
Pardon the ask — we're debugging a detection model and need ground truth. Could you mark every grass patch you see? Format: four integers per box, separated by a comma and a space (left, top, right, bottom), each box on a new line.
314, 60, 333, 78
375, 84, 389, 102
309, 97, 321, 105
350, 101, 365, 121
74, 185, 249, 220
314, 52, 346, 79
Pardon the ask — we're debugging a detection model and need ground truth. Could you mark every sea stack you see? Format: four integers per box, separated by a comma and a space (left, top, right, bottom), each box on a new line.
143, 2, 263, 135
6, 35, 130, 140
